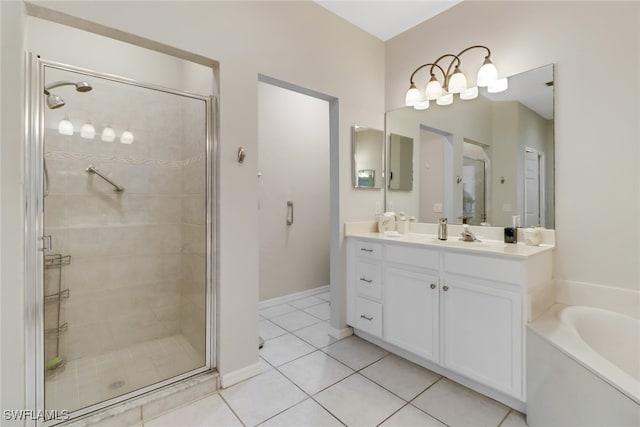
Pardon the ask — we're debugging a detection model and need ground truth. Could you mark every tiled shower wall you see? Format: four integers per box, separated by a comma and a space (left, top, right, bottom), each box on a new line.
44, 95, 206, 364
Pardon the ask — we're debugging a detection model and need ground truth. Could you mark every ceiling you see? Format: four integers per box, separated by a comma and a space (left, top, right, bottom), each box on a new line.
314, 1, 462, 41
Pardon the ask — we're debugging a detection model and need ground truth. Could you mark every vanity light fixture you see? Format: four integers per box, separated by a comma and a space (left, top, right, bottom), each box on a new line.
120, 130, 134, 145
58, 118, 74, 136
101, 126, 116, 142
404, 45, 508, 110
80, 122, 96, 139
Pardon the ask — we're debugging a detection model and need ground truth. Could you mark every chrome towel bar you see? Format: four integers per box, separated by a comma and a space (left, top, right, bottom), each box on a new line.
86, 165, 125, 192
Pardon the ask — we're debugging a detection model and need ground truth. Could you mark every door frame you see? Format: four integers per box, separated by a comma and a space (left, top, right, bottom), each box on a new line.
25, 55, 217, 424
524, 146, 545, 227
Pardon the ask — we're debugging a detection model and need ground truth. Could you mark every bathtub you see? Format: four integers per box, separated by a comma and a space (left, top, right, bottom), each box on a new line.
527, 304, 640, 427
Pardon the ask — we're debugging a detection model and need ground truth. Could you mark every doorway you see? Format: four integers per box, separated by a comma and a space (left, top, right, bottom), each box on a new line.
524, 147, 545, 226
257, 80, 331, 302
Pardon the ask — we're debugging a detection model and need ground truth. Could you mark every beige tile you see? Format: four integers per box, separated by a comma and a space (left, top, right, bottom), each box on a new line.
315, 374, 405, 427
145, 394, 241, 427
360, 354, 440, 400
289, 296, 326, 309
380, 404, 446, 427
259, 304, 298, 319
322, 335, 388, 370
259, 333, 315, 367
259, 319, 288, 341
412, 378, 510, 427
279, 350, 353, 395
500, 410, 528, 427
219, 369, 306, 426
292, 321, 337, 349
303, 302, 331, 321
270, 310, 322, 332
260, 398, 343, 427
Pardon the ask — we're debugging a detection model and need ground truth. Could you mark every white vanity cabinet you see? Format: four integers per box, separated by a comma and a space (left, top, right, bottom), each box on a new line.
346, 235, 552, 407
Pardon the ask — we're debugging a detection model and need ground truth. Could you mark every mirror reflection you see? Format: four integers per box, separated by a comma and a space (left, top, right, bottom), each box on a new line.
386, 64, 555, 228
352, 125, 384, 189
388, 133, 414, 191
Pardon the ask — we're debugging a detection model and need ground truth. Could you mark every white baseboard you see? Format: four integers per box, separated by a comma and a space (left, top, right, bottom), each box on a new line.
555, 279, 640, 319
259, 285, 329, 309
219, 362, 262, 389
327, 325, 353, 340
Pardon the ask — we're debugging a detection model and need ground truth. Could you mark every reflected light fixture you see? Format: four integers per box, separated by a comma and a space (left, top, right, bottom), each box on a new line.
101, 126, 116, 142
120, 130, 134, 145
80, 122, 96, 139
404, 45, 507, 110
58, 118, 74, 136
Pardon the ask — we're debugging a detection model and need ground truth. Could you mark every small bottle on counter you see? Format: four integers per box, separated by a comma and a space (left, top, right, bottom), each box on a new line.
397, 212, 409, 234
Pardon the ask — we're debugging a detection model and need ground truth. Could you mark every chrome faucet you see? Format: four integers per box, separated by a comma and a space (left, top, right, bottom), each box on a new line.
460, 224, 478, 242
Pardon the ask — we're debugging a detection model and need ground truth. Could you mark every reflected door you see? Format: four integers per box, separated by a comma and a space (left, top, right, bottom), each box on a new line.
41, 63, 211, 414
462, 157, 486, 225
524, 149, 541, 226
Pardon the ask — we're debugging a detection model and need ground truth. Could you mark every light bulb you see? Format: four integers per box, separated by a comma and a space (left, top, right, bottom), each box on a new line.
436, 93, 453, 106
488, 77, 509, 93
120, 130, 134, 145
414, 100, 429, 110
460, 87, 478, 100
448, 66, 467, 94
405, 84, 422, 107
101, 127, 116, 142
477, 58, 498, 87
80, 123, 95, 139
425, 75, 443, 100
58, 119, 74, 136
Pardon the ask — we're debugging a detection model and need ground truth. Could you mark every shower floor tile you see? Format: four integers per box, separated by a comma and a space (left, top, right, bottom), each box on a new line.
45, 334, 203, 413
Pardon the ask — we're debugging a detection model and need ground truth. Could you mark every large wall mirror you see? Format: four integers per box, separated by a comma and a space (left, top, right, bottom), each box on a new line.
386, 64, 555, 228
352, 125, 384, 189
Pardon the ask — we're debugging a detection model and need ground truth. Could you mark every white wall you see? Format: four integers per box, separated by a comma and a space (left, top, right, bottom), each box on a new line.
258, 82, 330, 301
1, 0, 385, 415
1, 2, 26, 424
386, 1, 640, 291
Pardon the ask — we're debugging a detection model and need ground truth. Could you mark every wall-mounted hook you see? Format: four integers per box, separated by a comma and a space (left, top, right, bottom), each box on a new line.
456, 176, 462, 184
237, 147, 246, 163
500, 176, 505, 184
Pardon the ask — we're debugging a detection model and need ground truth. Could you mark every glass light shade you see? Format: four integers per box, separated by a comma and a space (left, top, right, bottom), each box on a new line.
436, 93, 454, 106
477, 58, 498, 87
405, 85, 422, 107
101, 127, 116, 142
120, 130, 134, 145
58, 119, 74, 136
425, 75, 443, 100
80, 123, 95, 139
448, 67, 467, 94
488, 77, 509, 93
414, 100, 429, 110
460, 86, 478, 100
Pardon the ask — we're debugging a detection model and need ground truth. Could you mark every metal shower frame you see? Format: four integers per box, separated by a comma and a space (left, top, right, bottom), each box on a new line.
25, 54, 217, 426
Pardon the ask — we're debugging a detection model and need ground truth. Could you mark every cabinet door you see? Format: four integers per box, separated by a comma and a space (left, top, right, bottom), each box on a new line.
384, 266, 439, 363
441, 278, 522, 398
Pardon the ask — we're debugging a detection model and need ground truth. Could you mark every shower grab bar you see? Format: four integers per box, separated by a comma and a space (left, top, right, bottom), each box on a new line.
86, 165, 125, 192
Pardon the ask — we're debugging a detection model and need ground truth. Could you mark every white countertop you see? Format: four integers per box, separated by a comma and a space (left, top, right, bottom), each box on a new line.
347, 231, 554, 258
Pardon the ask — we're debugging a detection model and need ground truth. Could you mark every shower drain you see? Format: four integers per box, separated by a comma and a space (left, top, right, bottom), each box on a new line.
108, 380, 126, 390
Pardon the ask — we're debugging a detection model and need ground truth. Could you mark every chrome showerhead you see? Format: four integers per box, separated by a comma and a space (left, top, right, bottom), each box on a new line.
74, 81, 92, 92
43, 80, 93, 109
46, 93, 66, 109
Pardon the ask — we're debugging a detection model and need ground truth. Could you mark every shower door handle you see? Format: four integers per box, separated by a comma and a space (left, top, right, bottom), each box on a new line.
42, 234, 53, 253
286, 201, 294, 226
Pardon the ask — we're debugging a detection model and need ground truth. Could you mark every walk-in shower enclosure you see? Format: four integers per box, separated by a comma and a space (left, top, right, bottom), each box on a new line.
26, 54, 215, 422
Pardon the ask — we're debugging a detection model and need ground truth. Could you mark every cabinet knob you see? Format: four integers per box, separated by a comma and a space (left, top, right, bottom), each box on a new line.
360, 248, 374, 253
442, 285, 449, 292
360, 277, 373, 284
430, 283, 436, 289
360, 314, 373, 321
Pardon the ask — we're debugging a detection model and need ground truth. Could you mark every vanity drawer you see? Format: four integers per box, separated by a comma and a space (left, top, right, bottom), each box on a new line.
444, 252, 522, 284
355, 297, 383, 337
354, 239, 382, 261
385, 243, 439, 270
355, 261, 382, 300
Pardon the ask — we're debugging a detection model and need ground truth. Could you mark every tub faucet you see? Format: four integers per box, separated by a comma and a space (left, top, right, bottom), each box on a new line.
460, 224, 478, 242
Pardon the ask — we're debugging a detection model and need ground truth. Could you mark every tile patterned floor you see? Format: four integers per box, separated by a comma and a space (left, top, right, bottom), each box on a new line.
45, 334, 203, 413
144, 294, 528, 426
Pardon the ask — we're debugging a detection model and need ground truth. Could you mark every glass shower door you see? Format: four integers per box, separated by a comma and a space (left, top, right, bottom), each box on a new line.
41, 62, 211, 414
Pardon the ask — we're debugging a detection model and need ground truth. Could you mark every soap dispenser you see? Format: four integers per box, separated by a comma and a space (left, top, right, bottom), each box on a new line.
397, 212, 409, 234
438, 218, 448, 240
